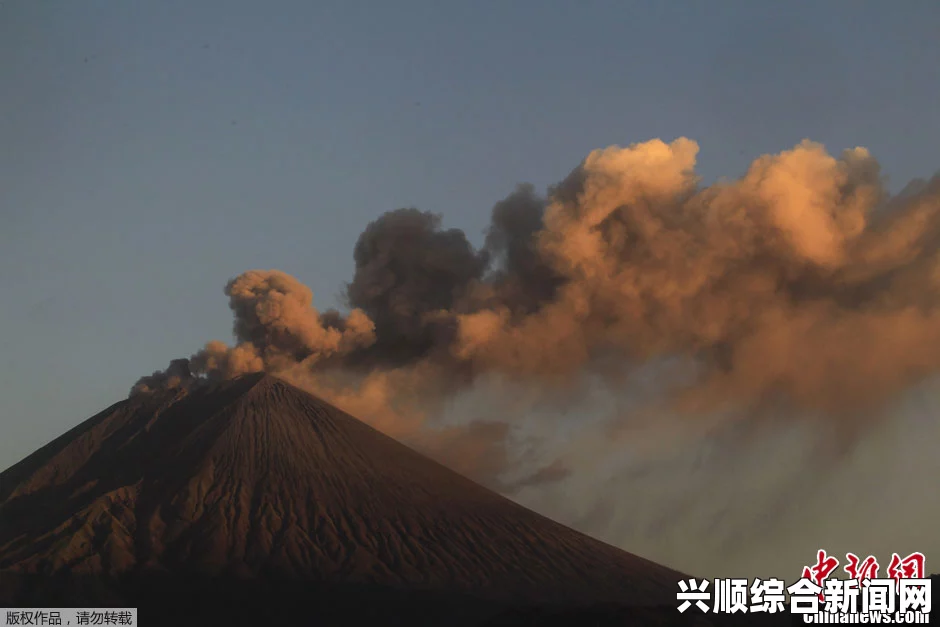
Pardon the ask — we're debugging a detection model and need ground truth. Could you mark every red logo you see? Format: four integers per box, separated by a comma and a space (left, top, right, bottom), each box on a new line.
844, 553, 879, 585
802, 549, 840, 601
886, 552, 926, 590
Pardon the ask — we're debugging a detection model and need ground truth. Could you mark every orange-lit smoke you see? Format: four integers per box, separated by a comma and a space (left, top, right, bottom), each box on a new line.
133, 138, 940, 501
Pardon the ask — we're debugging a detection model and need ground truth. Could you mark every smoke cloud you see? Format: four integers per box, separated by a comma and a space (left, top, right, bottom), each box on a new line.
134, 138, 940, 578
454, 139, 940, 419
345, 208, 487, 367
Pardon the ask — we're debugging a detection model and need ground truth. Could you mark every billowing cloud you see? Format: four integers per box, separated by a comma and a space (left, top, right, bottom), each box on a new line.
133, 139, 940, 577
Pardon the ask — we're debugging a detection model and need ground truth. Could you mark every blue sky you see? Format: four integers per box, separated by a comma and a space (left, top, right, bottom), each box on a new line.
2, 0, 939, 475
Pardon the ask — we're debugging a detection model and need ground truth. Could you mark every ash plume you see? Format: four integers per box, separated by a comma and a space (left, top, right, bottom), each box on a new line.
344, 208, 487, 367
478, 183, 565, 317
449, 140, 940, 421
133, 138, 940, 577
132, 358, 195, 395
189, 269, 375, 380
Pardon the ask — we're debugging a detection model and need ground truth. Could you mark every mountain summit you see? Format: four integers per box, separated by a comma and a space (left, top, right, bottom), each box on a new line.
1, 373, 714, 625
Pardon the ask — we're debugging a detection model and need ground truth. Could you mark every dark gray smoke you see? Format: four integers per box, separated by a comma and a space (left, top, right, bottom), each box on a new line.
344, 208, 488, 366
479, 184, 565, 318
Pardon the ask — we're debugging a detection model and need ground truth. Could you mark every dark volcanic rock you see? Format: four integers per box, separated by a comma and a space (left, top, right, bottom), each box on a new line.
0, 373, 737, 625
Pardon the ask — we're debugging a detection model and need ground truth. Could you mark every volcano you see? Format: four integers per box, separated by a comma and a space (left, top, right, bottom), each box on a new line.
0, 373, 749, 625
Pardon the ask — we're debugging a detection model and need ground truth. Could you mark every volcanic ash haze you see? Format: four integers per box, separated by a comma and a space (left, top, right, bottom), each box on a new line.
134, 137, 940, 578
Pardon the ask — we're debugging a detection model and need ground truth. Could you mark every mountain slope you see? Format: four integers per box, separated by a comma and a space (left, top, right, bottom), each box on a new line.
0, 373, 727, 625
